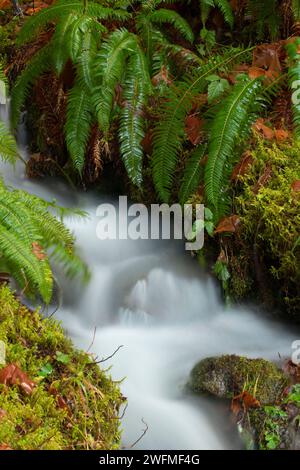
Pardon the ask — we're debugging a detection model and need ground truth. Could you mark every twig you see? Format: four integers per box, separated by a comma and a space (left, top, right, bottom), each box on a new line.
86, 345, 124, 367
86, 326, 97, 353
129, 418, 149, 449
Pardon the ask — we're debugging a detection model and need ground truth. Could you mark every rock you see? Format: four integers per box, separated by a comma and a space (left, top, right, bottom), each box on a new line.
189, 355, 288, 404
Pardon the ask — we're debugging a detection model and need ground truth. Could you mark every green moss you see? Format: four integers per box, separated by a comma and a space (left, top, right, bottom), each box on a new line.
190, 355, 288, 404
234, 139, 300, 315
0, 284, 124, 450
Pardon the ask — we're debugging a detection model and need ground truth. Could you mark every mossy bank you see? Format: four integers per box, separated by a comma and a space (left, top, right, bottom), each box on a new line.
0, 284, 124, 450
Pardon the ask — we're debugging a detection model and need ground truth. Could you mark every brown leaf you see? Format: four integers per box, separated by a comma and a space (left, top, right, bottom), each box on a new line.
185, 115, 204, 146
282, 360, 300, 383
253, 118, 274, 140
0, 443, 12, 451
0, 0, 11, 9
0, 409, 6, 420
248, 66, 266, 80
0, 364, 35, 395
26, 2, 49, 15
232, 391, 260, 414
152, 66, 172, 86
252, 164, 273, 194
32, 242, 47, 261
274, 129, 290, 141
231, 151, 254, 181
253, 44, 282, 79
142, 130, 153, 155
291, 180, 300, 193
215, 215, 241, 234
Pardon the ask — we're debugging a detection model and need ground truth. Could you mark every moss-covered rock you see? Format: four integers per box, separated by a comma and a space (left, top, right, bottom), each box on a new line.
0, 284, 124, 450
189, 355, 288, 404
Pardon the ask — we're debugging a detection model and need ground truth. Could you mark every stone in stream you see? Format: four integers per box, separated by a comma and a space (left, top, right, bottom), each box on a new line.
189, 355, 288, 404
188, 355, 300, 450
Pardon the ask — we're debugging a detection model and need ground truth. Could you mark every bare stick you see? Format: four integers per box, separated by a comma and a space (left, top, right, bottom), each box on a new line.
86, 345, 124, 367
86, 326, 97, 353
129, 418, 149, 449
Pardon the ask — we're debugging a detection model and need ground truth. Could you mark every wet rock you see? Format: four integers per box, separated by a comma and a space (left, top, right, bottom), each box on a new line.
189, 355, 288, 404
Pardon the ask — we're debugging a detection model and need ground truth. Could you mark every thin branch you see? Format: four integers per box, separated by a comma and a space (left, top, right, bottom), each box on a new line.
86, 326, 97, 353
129, 418, 149, 449
86, 345, 124, 367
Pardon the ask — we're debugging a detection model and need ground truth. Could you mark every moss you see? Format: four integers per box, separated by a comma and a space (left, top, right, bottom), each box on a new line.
190, 355, 288, 404
0, 284, 124, 450
233, 139, 300, 316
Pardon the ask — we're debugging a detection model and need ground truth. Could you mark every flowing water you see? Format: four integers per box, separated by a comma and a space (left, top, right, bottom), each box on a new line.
0, 101, 298, 449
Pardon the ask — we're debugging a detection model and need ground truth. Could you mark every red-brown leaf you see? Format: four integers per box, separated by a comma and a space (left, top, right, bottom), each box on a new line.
253, 118, 274, 140
231, 151, 254, 181
0, 443, 12, 450
274, 129, 290, 141
32, 242, 47, 261
185, 115, 204, 145
232, 391, 260, 414
215, 215, 241, 234
291, 180, 300, 193
0, 364, 35, 395
252, 165, 273, 194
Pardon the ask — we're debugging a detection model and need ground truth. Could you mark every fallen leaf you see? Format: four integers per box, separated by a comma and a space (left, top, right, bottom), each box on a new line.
152, 66, 172, 86
231, 151, 254, 181
252, 164, 273, 194
253, 44, 282, 79
253, 118, 274, 140
185, 115, 204, 145
26, 2, 49, 15
0, 364, 36, 395
0, 0, 11, 9
291, 180, 300, 193
282, 360, 300, 383
0, 443, 12, 450
0, 409, 6, 420
231, 391, 260, 416
248, 66, 266, 79
32, 242, 47, 260
215, 215, 241, 234
274, 129, 290, 141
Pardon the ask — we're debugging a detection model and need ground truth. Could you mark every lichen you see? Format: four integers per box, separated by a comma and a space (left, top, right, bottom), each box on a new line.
0, 284, 124, 450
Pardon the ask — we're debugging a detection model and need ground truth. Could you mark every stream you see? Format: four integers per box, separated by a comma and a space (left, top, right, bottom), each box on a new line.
0, 103, 298, 450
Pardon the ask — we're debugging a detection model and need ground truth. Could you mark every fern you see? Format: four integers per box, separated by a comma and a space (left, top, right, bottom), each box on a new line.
17, 0, 129, 45
152, 47, 252, 202
292, 0, 300, 21
0, 179, 89, 303
199, 0, 233, 27
246, 0, 280, 40
205, 75, 264, 220
179, 144, 207, 204
148, 9, 194, 43
65, 84, 93, 173
0, 122, 19, 163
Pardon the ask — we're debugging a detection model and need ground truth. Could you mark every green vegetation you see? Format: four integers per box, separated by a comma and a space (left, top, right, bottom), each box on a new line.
0, 284, 123, 450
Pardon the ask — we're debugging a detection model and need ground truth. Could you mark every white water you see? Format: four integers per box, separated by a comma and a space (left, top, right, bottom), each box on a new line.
0, 102, 298, 449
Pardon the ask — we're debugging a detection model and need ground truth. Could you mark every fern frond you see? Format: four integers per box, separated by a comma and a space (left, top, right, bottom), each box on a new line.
17, 0, 129, 45
205, 76, 264, 220
119, 53, 147, 187
0, 122, 18, 163
92, 28, 136, 137
292, 0, 300, 21
152, 48, 252, 202
148, 9, 194, 43
65, 84, 93, 173
213, 0, 234, 27
246, 0, 280, 40
51, 13, 78, 76
11, 45, 51, 128
179, 144, 207, 205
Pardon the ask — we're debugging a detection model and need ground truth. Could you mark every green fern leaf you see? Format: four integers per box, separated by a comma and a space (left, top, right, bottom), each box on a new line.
205, 75, 263, 220
148, 9, 194, 43
65, 84, 93, 173
179, 144, 207, 205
